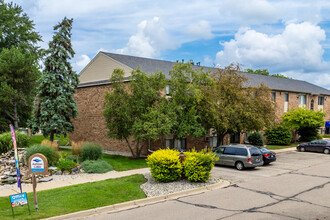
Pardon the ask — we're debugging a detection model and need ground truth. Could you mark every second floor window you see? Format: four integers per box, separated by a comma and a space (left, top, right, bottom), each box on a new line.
271, 92, 276, 101
166, 84, 170, 96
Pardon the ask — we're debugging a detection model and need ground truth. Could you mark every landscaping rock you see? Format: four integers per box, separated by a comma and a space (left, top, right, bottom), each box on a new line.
39, 177, 53, 182
7, 176, 16, 184
55, 171, 62, 175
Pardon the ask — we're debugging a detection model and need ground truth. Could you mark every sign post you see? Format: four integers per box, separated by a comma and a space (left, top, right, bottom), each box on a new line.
9, 124, 22, 193
28, 153, 48, 212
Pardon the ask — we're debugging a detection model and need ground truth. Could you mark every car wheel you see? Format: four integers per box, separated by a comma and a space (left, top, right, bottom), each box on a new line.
299, 147, 306, 152
264, 162, 269, 165
324, 149, 330, 154
235, 161, 244, 170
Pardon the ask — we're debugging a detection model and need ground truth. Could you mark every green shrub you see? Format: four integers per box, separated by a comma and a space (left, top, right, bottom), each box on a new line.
265, 125, 292, 145
248, 132, 264, 146
146, 149, 182, 182
25, 145, 59, 166
67, 155, 79, 163
298, 127, 319, 141
81, 160, 113, 173
57, 158, 77, 172
183, 150, 218, 182
80, 142, 103, 161
0, 132, 30, 154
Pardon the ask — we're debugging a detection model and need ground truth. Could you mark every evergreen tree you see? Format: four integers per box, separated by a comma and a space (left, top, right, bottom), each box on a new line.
30, 17, 79, 141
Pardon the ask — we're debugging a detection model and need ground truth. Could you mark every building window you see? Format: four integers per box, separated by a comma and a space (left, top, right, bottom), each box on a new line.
166, 84, 170, 96
299, 94, 306, 106
284, 93, 289, 113
165, 139, 174, 149
209, 136, 217, 148
271, 92, 276, 101
318, 96, 324, 105
311, 99, 314, 110
177, 138, 186, 151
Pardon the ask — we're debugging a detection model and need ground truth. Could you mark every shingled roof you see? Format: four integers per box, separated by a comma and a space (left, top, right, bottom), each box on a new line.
80, 51, 330, 95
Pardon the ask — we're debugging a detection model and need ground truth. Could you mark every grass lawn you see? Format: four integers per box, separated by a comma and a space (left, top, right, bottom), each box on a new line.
29, 135, 69, 146
0, 174, 147, 220
102, 154, 147, 171
265, 143, 298, 150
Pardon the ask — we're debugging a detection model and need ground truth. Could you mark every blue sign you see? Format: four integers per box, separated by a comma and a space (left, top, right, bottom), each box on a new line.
326, 121, 330, 127
10, 193, 28, 207
31, 156, 45, 172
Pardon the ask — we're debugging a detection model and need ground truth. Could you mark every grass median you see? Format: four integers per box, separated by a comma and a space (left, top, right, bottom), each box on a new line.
265, 143, 298, 150
0, 174, 147, 220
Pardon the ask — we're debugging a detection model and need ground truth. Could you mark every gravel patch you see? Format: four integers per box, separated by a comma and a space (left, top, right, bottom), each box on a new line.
141, 173, 221, 197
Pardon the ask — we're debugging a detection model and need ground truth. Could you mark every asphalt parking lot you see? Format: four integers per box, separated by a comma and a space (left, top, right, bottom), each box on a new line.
211, 150, 330, 184
94, 150, 330, 220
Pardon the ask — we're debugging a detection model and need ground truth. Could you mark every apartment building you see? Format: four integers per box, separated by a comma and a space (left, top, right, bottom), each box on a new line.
70, 52, 330, 154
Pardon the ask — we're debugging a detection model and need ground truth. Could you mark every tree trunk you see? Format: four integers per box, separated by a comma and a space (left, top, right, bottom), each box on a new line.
217, 133, 225, 146
50, 131, 54, 142
13, 101, 19, 129
124, 137, 136, 158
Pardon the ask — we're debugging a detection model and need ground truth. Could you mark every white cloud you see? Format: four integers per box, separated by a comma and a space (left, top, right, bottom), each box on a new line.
114, 17, 177, 58
216, 22, 328, 73
219, 0, 278, 25
187, 20, 213, 40
73, 54, 91, 72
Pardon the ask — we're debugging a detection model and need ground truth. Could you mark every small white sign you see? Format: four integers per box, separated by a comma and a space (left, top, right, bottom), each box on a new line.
31, 156, 45, 172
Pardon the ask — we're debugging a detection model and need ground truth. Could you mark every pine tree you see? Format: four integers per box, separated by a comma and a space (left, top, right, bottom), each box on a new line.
30, 17, 79, 141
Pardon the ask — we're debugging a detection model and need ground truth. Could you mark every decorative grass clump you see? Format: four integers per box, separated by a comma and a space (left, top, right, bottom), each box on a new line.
25, 144, 59, 166
71, 141, 84, 156
80, 142, 103, 161
0, 132, 30, 154
81, 160, 113, 173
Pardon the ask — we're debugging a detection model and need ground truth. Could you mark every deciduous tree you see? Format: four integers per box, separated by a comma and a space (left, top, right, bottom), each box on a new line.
199, 64, 275, 146
0, 47, 40, 130
0, 1, 41, 132
103, 68, 167, 158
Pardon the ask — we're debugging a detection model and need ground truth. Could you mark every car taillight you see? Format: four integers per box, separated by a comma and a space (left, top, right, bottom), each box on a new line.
247, 158, 251, 162
264, 154, 270, 158
274, 153, 276, 156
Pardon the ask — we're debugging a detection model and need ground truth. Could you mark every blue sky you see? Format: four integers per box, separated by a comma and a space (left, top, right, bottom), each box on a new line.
7, 0, 330, 89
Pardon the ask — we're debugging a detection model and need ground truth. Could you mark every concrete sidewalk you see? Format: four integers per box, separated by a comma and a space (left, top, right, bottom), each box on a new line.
0, 168, 149, 197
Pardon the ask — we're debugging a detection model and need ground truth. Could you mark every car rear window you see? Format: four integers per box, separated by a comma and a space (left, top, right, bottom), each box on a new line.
259, 148, 269, 153
249, 147, 261, 156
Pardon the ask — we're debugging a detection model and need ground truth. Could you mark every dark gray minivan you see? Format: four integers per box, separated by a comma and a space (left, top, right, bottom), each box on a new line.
214, 145, 263, 170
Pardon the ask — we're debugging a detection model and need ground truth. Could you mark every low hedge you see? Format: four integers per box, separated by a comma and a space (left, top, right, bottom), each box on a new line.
248, 132, 264, 146
81, 160, 113, 173
0, 131, 30, 154
57, 158, 77, 172
147, 149, 182, 182
183, 150, 218, 182
265, 125, 292, 145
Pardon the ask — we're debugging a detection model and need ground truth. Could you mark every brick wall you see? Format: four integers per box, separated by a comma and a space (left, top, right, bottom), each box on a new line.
69, 83, 149, 154
71, 84, 330, 153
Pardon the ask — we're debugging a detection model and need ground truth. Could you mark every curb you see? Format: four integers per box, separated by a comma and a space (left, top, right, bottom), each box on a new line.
45, 179, 231, 220
272, 147, 297, 154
